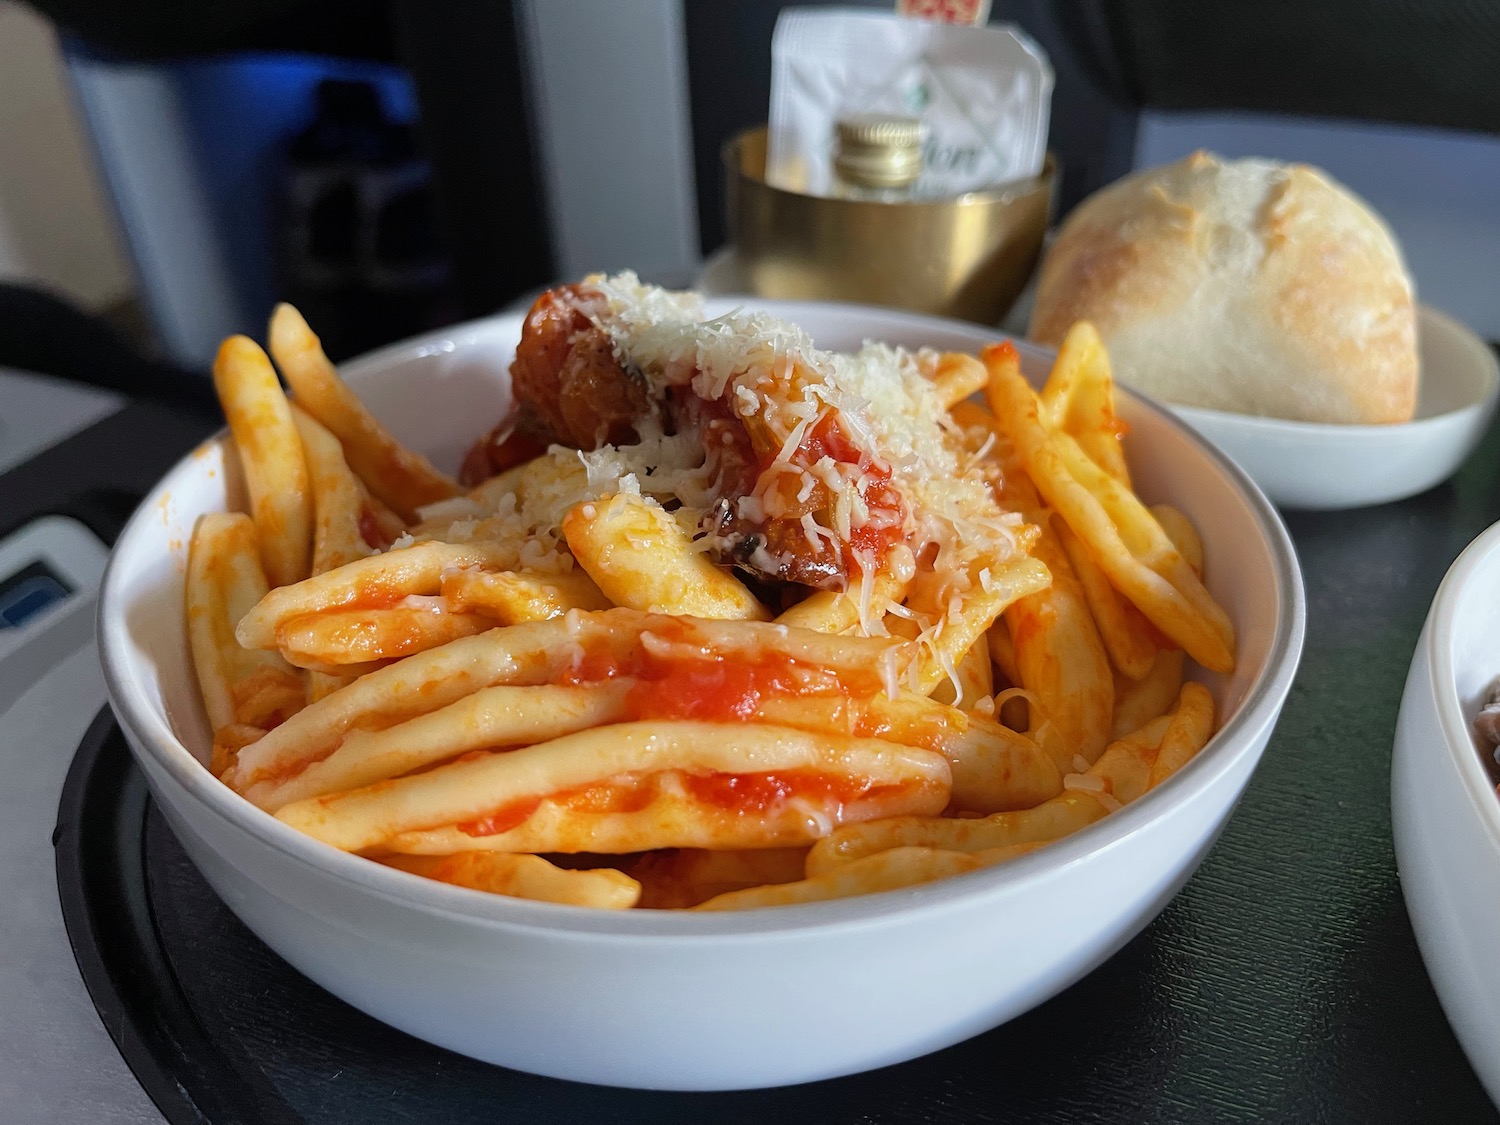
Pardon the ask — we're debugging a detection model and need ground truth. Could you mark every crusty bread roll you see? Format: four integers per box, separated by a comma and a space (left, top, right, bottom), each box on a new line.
1028, 151, 1418, 424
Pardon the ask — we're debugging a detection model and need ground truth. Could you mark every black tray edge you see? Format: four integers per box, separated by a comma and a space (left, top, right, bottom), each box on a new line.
53, 706, 293, 1125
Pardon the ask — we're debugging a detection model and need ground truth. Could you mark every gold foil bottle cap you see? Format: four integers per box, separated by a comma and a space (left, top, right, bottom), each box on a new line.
833, 114, 924, 191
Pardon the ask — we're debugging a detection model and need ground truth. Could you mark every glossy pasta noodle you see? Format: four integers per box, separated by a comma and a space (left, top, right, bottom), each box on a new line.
185, 273, 1232, 911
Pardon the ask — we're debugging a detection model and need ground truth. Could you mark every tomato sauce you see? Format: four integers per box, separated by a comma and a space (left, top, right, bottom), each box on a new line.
560, 643, 845, 721
357, 506, 388, 551
457, 768, 905, 838
627, 659, 810, 722
799, 410, 863, 467
851, 706, 955, 752
461, 424, 551, 485
681, 768, 887, 815
557, 644, 628, 685
673, 390, 759, 499
458, 773, 669, 836
798, 413, 907, 565
330, 574, 414, 614
557, 619, 884, 721
1006, 609, 1045, 651
460, 796, 542, 837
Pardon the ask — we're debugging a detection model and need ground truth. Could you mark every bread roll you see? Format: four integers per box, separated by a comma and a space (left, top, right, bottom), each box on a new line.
1029, 151, 1418, 424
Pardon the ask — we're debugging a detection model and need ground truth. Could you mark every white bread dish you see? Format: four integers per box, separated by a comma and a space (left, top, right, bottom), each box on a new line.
1029, 151, 1418, 425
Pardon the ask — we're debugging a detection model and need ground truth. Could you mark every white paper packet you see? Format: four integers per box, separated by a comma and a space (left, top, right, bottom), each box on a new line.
766, 8, 1053, 199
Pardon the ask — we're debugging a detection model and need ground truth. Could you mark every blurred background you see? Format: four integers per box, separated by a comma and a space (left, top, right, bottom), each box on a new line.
2, 0, 1497, 385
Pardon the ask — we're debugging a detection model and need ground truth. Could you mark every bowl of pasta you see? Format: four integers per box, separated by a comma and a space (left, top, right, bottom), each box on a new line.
1392, 519, 1500, 1106
99, 275, 1304, 1090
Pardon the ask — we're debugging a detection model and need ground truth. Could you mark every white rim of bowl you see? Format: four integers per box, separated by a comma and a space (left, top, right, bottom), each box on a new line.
1424, 519, 1500, 853
1171, 305, 1499, 438
99, 301, 1307, 940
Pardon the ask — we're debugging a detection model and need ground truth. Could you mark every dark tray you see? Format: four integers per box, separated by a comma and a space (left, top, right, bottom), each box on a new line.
51, 420, 1500, 1125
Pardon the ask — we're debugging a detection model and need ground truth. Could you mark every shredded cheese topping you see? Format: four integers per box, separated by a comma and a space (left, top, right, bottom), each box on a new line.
430, 272, 1029, 635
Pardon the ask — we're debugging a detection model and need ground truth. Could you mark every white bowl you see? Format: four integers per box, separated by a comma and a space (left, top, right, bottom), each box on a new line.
98, 300, 1306, 1090
1393, 519, 1500, 1106
1170, 304, 1499, 511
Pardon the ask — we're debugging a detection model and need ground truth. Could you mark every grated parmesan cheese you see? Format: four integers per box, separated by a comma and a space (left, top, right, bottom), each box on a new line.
478, 272, 1032, 642
446, 518, 478, 542
935, 641, 964, 707
1062, 773, 1105, 793
415, 496, 482, 523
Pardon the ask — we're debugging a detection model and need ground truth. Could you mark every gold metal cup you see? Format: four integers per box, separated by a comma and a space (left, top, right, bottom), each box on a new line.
723, 125, 1055, 324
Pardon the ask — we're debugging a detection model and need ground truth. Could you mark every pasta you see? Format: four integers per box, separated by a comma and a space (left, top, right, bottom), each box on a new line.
185, 273, 1233, 910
